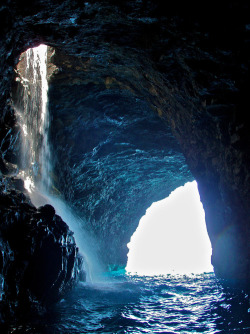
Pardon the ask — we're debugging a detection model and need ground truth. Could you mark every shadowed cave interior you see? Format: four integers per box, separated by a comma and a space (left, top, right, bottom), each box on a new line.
13, 43, 194, 268
0, 0, 249, 323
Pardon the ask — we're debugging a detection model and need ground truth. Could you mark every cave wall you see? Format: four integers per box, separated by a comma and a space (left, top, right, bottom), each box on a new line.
0, 0, 249, 285
46, 49, 193, 265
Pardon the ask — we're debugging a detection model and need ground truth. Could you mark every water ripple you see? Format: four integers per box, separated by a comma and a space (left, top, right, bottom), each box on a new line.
8, 273, 250, 334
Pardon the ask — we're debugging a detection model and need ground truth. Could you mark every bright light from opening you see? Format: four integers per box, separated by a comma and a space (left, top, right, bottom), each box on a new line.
126, 181, 213, 275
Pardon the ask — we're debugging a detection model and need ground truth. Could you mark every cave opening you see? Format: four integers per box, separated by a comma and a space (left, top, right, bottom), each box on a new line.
12, 44, 212, 278
1, 2, 249, 331
126, 181, 213, 276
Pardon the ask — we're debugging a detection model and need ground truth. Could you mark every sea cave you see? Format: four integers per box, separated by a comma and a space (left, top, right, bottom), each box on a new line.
0, 1, 249, 332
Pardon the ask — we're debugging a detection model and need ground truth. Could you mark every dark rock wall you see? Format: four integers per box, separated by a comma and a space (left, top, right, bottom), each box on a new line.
0, 177, 84, 321
0, 1, 249, 286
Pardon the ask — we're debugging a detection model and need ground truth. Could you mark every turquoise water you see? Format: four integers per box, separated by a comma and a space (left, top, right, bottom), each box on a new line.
8, 272, 250, 333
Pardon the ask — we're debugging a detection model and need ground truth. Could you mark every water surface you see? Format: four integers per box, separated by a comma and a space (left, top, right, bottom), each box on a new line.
9, 272, 250, 333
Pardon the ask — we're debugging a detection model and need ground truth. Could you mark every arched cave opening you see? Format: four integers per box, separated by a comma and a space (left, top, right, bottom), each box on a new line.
0, 2, 250, 330
126, 181, 213, 276
12, 44, 196, 275
9, 40, 249, 285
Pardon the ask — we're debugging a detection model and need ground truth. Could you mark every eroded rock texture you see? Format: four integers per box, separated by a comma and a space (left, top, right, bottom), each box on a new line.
47, 49, 192, 265
0, 0, 250, 289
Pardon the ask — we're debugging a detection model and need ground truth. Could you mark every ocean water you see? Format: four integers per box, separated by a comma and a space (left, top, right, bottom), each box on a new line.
8, 271, 250, 334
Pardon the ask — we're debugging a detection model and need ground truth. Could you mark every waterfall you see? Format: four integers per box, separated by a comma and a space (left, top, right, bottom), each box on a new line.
33, 45, 52, 192
14, 45, 103, 282
15, 44, 51, 193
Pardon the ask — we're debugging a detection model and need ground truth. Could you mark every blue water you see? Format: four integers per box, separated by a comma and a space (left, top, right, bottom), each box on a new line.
9, 272, 250, 333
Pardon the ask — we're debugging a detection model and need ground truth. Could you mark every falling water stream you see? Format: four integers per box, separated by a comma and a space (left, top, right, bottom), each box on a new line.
15, 44, 101, 282
15, 44, 52, 195
12, 45, 250, 334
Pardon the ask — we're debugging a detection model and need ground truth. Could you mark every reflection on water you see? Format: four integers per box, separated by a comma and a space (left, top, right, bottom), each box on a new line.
5, 272, 250, 334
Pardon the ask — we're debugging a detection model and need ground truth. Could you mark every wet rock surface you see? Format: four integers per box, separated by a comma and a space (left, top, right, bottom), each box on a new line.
0, 0, 250, 288
0, 178, 84, 322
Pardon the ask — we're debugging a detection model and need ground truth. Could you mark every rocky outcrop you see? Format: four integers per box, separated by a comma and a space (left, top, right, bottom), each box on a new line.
0, 0, 249, 288
0, 178, 84, 322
